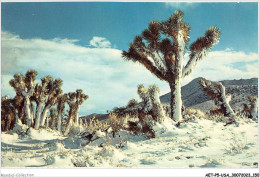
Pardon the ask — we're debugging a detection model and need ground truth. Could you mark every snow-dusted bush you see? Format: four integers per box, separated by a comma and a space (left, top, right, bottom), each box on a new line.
109, 113, 130, 134
224, 132, 248, 154
10, 120, 30, 138
111, 84, 169, 138
71, 145, 125, 168
85, 116, 110, 134
242, 96, 258, 121
183, 108, 206, 122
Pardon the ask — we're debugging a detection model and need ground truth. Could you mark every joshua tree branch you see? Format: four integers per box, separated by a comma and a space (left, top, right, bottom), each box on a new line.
182, 50, 204, 78
123, 48, 166, 81
199, 79, 236, 121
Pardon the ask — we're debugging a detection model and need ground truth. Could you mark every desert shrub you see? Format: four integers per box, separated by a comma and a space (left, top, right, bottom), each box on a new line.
209, 114, 226, 123
224, 132, 248, 154
184, 108, 206, 118
85, 116, 110, 134
109, 113, 129, 133
241, 96, 258, 121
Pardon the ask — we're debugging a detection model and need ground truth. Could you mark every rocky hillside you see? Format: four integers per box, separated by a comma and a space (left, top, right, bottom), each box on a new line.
160, 77, 258, 113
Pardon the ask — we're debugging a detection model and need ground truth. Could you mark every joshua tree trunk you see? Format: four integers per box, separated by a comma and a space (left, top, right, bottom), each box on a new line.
46, 117, 49, 127
40, 105, 51, 126
34, 101, 44, 129
172, 33, 185, 121
75, 105, 80, 125
24, 95, 33, 127
64, 117, 73, 136
57, 110, 63, 133
51, 119, 56, 130
169, 82, 182, 121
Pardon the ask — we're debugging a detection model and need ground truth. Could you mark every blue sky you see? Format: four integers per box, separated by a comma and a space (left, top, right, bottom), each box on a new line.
1, 2, 258, 115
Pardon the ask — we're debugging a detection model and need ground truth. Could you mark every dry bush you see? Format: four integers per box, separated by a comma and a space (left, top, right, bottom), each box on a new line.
224, 132, 248, 154
185, 108, 206, 118
109, 113, 130, 132
183, 108, 206, 122
85, 116, 110, 134
209, 114, 226, 123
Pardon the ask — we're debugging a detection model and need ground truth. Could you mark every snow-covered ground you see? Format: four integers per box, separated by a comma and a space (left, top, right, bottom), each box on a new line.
1, 117, 258, 168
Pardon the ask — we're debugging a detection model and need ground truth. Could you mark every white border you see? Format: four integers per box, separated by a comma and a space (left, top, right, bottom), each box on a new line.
1, 168, 259, 177
1, 1, 259, 178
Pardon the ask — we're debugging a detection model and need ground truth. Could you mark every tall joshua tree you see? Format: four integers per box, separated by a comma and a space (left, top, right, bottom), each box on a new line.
75, 89, 89, 125
40, 78, 63, 127
9, 70, 37, 127
122, 10, 220, 121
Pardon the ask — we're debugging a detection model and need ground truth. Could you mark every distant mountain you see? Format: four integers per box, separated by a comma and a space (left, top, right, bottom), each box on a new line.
80, 113, 109, 123
160, 77, 258, 113
82, 78, 258, 121
221, 78, 258, 86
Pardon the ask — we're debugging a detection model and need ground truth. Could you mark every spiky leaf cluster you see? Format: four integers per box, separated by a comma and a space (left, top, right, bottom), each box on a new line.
57, 94, 68, 111
76, 89, 89, 105
199, 79, 221, 104
9, 70, 37, 95
123, 10, 220, 85
160, 10, 191, 45
190, 26, 220, 55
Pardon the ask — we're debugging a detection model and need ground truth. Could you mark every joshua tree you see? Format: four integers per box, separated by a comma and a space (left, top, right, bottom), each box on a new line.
112, 84, 166, 138
148, 85, 165, 120
122, 10, 220, 121
57, 94, 68, 133
199, 79, 236, 122
40, 78, 63, 127
113, 84, 166, 122
75, 89, 89, 125
137, 84, 153, 116
63, 90, 88, 135
9, 70, 37, 127
242, 96, 258, 121
64, 92, 77, 136
33, 76, 53, 129
1, 96, 16, 131
1, 95, 25, 130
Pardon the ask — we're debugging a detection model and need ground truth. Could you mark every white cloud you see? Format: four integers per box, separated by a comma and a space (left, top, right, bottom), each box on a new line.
165, 2, 197, 10
182, 50, 258, 85
89, 36, 112, 48
1, 31, 167, 116
1, 31, 258, 116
